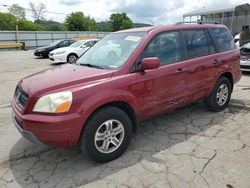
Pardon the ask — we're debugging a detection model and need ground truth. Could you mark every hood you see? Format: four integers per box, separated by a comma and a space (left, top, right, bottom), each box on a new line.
51, 47, 76, 53
35, 45, 53, 51
19, 64, 114, 97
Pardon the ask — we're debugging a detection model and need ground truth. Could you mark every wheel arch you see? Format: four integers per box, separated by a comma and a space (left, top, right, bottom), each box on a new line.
67, 53, 78, 62
219, 71, 234, 91
81, 101, 138, 135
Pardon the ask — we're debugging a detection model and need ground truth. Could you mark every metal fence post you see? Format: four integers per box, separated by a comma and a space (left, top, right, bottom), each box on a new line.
35, 31, 38, 47
51, 32, 54, 42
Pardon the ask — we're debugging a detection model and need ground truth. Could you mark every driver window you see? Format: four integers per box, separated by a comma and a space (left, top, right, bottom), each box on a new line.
85, 42, 91, 47
141, 31, 181, 66
59, 40, 69, 47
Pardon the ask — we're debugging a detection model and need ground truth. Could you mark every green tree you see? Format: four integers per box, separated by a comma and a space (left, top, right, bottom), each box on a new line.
8, 4, 26, 22
65, 12, 96, 31
88, 17, 97, 31
18, 20, 45, 31
39, 20, 66, 31
109, 13, 133, 31
0, 13, 17, 30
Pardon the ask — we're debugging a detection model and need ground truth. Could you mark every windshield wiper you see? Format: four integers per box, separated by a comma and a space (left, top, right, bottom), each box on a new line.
80, 63, 104, 69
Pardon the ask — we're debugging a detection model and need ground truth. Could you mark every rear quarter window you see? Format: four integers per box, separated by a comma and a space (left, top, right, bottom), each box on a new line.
209, 28, 236, 52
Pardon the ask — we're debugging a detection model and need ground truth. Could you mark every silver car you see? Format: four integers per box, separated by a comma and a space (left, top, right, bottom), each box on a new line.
240, 42, 250, 72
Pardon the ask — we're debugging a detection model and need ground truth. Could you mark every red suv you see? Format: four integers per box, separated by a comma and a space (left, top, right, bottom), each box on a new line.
12, 23, 241, 162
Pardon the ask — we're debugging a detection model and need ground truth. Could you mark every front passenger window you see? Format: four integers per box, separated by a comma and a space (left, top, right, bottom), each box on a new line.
141, 31, 181, 66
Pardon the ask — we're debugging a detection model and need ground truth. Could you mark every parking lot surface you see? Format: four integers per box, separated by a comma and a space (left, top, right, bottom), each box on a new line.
1, 50, 250, 188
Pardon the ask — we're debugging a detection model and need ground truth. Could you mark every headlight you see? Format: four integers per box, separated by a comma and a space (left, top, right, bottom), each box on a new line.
55, 51, 66, 55
33, 91, 72, 113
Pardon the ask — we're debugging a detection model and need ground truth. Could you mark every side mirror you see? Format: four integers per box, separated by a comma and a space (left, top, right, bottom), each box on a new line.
81, 45, 86, 48
141, 57, 160, 71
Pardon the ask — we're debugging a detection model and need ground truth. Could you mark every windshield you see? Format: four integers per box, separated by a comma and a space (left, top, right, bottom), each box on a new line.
49, 40, 62, 46
76, 32, 147, 69
70, 41, 82, 47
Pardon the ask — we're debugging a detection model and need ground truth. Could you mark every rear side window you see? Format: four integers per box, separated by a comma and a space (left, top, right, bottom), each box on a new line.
209, 28, 236, 52
182, 29, 210, 59
141, 31, 181, 66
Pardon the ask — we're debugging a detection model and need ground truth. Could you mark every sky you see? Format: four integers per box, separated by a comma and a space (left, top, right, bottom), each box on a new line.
0, 0, 249, 25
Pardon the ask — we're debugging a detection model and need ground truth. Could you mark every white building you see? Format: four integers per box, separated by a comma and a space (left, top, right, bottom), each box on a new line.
183, 3, 250, 35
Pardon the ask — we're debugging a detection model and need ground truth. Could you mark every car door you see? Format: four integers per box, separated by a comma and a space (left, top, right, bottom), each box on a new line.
180, 29, 218, 102
135, 31, 189, 118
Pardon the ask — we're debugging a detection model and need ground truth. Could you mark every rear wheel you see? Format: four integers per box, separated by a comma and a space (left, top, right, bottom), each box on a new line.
79, 106, 133, 162
205, 77, 232, 112
67, 54, 78, 64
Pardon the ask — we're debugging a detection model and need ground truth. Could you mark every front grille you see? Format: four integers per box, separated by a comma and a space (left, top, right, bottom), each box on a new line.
240, 65, 250, 69
15, 87, 29, 110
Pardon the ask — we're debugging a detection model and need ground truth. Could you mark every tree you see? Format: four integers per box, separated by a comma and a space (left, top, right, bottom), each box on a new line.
0, 13, 17, 30
8, 4, 26, 22
18, 20, 45, 31
109, 13, 133, 31
29, 2, 47, 22
65, 12, 96, 31
39, 20, 66, 31
87, 17, 97, 31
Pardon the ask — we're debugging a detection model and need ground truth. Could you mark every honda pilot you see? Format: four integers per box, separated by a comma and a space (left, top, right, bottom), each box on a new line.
12, 23, 241, 162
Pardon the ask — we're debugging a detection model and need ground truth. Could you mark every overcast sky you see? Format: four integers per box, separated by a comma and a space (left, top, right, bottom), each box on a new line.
0, 0, 249, 24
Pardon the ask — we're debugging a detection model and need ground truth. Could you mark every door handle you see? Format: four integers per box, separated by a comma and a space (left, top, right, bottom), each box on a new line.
176, 68, 186, 73
212, 59, 220, 65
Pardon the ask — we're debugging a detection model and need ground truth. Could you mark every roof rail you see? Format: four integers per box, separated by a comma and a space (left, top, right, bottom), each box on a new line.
175, 21, 220, 25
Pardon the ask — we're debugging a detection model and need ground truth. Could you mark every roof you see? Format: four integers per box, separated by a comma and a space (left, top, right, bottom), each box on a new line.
114, 26, 157, 33
183, 3, 250, 17
115, 23, 227, 34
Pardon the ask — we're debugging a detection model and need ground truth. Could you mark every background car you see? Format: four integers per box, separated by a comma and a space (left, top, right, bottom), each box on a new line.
240, 42, 250, 71
34, 39, 76, 58
234, 33, 240, 48
49, 39, 99, 63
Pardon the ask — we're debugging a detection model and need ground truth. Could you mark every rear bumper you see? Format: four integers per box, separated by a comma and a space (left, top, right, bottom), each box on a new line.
12, 101, 84, 147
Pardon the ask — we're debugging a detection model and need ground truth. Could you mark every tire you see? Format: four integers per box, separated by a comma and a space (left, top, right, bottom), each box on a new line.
79, 106, 133, 162
205, 77, 232, 112
67, 54, 78, 64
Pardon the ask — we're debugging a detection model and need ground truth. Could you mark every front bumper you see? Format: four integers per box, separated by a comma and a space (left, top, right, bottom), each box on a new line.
12, 113, 44, 145
12, 101, 84, 148
52, 54, 67, 63
49, 53, 54, 61
34, 50, 47, 57
240, 60, 250, 72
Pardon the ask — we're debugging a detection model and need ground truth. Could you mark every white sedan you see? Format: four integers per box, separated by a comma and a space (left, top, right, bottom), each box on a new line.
49, 39, 99, 63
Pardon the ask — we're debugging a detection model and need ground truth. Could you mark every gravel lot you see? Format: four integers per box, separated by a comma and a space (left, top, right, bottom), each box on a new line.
1, 50, 250, 188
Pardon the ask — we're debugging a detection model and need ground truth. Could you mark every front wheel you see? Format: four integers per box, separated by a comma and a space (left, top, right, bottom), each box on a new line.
79, 106, 133, 162
205, 77, 232, 112
67, 54, 78, 64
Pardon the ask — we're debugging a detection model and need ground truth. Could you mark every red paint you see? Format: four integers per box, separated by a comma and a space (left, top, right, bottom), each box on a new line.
12, 24, 241, 147
141, 57, 160, 70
